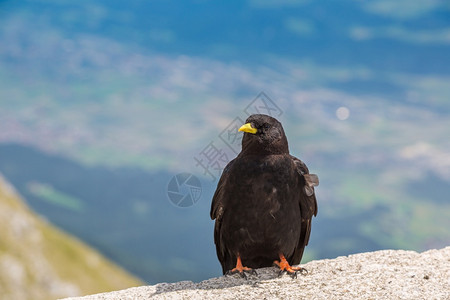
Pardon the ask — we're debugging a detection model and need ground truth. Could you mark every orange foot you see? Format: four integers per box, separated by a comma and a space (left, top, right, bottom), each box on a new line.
273, 254, 308, 278
226, 256, 257, 279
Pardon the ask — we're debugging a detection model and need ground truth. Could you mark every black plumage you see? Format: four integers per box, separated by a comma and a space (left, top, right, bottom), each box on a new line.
210, 114, 318, 276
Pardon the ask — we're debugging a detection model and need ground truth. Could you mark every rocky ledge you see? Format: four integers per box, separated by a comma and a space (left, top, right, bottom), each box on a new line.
64, 247, 450, 300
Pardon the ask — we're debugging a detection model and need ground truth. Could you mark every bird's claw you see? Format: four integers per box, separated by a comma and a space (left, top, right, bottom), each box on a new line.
274, 259, 308, 279
226, 268, 257, 279
277, 269, 298, 278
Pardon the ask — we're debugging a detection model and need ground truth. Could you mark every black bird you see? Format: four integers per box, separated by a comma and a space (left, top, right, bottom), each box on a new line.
210, 114, 318, 277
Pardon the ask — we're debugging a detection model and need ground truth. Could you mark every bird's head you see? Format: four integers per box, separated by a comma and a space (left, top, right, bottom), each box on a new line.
238, 114, 289, 155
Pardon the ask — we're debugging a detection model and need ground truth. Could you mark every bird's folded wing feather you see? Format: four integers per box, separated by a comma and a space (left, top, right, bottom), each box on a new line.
290, 155, 318, 264
210, 159, 236, 268
210, 159, 235, 221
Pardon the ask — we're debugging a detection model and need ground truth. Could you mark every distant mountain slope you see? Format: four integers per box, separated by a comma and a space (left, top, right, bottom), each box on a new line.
0, 173, 142, 300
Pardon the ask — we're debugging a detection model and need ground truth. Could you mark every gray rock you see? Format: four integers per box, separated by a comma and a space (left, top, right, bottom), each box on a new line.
63, 247, 450, 300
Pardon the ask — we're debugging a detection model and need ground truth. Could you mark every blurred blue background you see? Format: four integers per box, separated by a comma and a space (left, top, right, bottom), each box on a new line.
1, 0, 449, 285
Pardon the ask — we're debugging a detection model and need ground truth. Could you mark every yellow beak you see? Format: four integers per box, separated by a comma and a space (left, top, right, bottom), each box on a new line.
238, 123, 257, 134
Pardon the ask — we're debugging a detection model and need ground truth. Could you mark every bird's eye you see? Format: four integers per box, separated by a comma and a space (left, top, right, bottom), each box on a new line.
263, 123, 270, 130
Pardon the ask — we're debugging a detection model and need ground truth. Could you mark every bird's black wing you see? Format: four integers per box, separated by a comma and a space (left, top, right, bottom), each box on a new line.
289, 155, 318, 265
210, 158, 235, 273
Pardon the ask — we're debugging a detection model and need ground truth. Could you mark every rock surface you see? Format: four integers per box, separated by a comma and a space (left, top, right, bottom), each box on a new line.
64, 247, 450, 300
